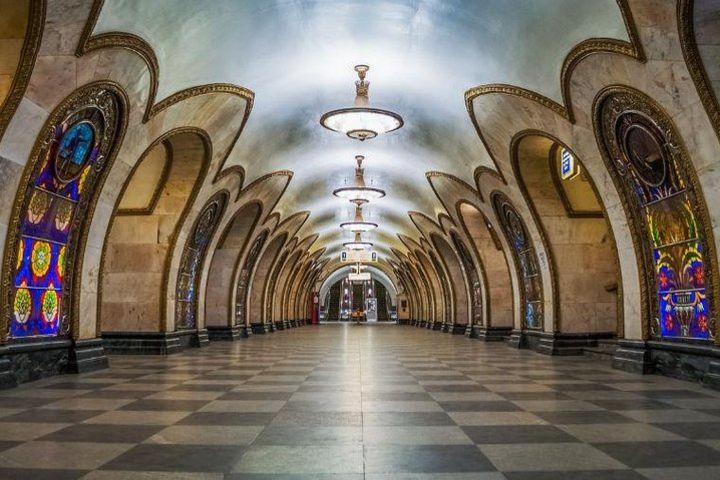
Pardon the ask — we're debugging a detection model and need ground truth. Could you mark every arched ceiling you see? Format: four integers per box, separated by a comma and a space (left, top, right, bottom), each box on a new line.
93, 0, 629, 263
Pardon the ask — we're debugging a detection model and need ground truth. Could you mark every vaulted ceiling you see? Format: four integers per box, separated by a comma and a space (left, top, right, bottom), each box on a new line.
93, 0, 630, 261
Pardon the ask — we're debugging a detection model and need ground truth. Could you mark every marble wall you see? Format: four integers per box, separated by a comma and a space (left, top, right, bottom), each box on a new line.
101, 132, 206, 333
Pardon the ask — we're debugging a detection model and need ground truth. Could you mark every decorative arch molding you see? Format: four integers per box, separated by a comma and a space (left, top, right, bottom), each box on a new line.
594, 85, 718, 343
175, 190, 229, 333
678, 0, 720, 141
464, 0, 644, 180
1, 82, 127, 343
0, 0, 46, 144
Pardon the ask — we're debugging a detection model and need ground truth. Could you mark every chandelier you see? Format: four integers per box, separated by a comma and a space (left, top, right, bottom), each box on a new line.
340, 201, 378, 232
344, 232, 373, 250
320, 65, 403, 141
333, 155, 385, 201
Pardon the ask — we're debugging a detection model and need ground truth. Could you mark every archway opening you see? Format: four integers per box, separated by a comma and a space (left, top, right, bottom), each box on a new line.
205, 202, 262, 328
100, 131, 208, 334
514, 134, 621, 337
458, 202, 514, 334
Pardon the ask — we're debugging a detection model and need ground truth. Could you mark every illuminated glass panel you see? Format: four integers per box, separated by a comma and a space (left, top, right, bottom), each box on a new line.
600, 93, 714, 340
176, 193, 228, 330
492, 193, 544, 330
9, 89, 120, 338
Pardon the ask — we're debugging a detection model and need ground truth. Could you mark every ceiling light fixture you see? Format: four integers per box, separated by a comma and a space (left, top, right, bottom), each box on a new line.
344, 232, 373, 250
320, 64, 403, 141
333, 155, 385, 201
340, 201, 378, 232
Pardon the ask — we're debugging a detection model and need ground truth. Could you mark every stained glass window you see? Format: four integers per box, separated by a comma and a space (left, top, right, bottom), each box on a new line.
235, 230, 268, 325
428, 251, 451, 324
265, 250, 288, 322
451, 232, 483, 325
599, 91, 715, 340
176, 192, 228, 330
492, 192, 544, 329
9, 87, 121, 339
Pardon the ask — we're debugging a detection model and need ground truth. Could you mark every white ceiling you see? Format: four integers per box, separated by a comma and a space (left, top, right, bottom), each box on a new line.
94, 0, 629, 260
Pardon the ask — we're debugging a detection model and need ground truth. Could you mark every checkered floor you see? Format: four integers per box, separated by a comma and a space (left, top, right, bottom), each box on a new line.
0, 324, 719, 479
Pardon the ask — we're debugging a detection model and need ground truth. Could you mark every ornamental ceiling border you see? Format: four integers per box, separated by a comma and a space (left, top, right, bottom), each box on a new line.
463, 0, 644, 183
0, 0, 45, 144
76, 0, 255, 181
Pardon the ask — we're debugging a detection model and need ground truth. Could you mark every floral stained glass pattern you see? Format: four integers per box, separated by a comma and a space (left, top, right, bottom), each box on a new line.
8, 88, 121, 338
600, 92, 714, 340
175, 193, 228, 330
492, 192, 543, 330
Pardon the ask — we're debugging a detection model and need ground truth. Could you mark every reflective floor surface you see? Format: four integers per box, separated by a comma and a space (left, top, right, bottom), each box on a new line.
0, 324, 719, 479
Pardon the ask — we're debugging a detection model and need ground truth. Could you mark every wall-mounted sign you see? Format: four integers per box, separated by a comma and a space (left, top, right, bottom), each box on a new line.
560, 148, 579, 180
341, 250, 377, 263
348, 272, 371, 281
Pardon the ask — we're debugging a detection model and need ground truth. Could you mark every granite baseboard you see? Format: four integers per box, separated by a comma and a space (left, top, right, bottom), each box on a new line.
612, 339, 720, 390
469, 325, 512, 341
68, 338, 109, 373
102, 330, 207, 355
397, 319, 411, 325
506, 330, 614, 355
0, 338, 109, 389
451, 324, 466, 335
207, 325, 249, 341
432, 321, 443, 331
250, 323, 271, 334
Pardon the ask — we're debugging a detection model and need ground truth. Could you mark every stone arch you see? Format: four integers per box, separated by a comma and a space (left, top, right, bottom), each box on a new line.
205, 201, 262, 331
247, 232, 288, 332
2, 82, 126, 342
0, 0, 44, 143
457, 201, 514, 337
511, 132, 622, 341
99, 129, 210, 335
430, 233, 470, 333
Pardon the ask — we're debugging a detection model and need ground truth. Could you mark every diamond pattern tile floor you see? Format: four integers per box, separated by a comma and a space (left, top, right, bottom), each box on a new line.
0, 323, 718, 479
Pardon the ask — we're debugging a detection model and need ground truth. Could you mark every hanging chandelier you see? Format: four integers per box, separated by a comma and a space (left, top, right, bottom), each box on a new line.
333, 155, 385, 201
344, 232, 373, 250
340, 201, 378, 232
320, 65, 403, 141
